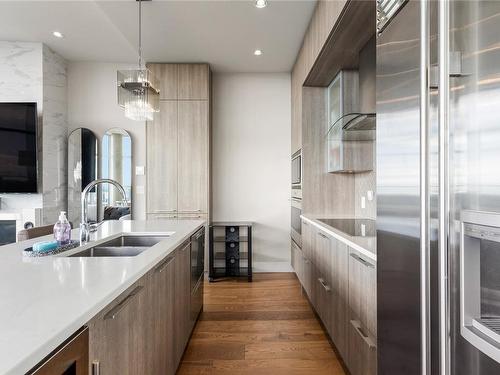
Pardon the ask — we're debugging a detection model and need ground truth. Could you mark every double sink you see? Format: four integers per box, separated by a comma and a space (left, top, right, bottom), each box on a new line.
69, 235, 171, 257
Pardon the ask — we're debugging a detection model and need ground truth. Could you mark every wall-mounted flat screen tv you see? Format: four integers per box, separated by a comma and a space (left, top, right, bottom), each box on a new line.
0, 103, 38, 193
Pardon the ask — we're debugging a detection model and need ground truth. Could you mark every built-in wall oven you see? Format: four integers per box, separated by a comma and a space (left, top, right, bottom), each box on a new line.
291, 197, 302, 248
291, 149, 302, 200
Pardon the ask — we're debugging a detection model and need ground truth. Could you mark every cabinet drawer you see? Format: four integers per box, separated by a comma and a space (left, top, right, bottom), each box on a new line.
315, 229, 332, 285
329, 237, 349, 359
313, 265, 333, 334
291, 240, 300, 280
347, 319, 377, 375
302, 254, 313, 298
301, 220, 313, 260
348, 248, 377, 337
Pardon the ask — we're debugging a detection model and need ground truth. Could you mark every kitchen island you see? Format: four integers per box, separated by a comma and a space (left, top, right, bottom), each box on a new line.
0, 219, 205, 375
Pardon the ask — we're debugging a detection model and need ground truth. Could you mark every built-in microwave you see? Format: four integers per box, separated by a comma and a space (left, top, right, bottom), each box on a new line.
291, 149, 302, 200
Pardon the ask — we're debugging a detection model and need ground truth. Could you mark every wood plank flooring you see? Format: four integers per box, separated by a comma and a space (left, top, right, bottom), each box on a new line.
177, 273, 346, 375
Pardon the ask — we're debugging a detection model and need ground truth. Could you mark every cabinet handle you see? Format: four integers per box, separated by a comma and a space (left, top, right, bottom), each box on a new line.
349, 253, 375, 269
318, 278, 331, 292
350, 320, 376, 349
155, 256, 174, 273
194, 230, 205, 240
104, 286, 144, 320
92, 361, 100, 375
318, 232, 328, 239
151, 209, 177, 213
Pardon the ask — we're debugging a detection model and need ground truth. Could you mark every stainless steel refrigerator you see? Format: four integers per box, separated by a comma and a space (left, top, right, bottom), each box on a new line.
377, 0, 500, 374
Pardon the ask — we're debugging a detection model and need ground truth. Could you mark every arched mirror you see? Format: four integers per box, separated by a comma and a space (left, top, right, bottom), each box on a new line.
100, 128, 132, 220
67, 128, 98, 226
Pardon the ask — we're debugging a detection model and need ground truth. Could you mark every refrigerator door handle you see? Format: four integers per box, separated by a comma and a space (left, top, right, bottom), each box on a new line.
420, 1, 431, 374
438, 0, 450, 374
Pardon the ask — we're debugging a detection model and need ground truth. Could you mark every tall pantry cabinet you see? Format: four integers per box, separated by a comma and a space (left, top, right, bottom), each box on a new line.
146, 63, 211, 221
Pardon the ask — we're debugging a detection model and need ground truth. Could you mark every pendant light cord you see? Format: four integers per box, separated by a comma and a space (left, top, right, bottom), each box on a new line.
138, 0, 142, 69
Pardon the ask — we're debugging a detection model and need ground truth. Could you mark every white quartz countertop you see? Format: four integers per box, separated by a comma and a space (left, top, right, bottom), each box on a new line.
301, 215, 376, 261
0, 219, 205, 375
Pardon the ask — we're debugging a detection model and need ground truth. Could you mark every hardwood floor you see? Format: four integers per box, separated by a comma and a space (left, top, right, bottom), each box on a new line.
177, 273, 346, 375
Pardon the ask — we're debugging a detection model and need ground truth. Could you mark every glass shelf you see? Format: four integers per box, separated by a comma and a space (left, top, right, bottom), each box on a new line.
213, 236, 249, 243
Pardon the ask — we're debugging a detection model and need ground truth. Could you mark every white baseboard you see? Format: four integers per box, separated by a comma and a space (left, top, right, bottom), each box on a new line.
252, 261, 293, 273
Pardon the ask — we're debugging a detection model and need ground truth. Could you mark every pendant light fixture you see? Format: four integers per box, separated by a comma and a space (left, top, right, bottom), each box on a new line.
117, 0, 160, 121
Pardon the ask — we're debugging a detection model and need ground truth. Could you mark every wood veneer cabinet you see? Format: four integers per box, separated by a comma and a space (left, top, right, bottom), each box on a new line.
174, 241, 191, 365
290, 0, 347, 154
147, 100, 178, 213
178, 64, 209, 100
88, 240, 196, 375
146, 63, 211, 218
292, 223, 376, 375
177, 101, 209, 213
87, 276, 150, 375
148, 63, 178, 100
150, 254, 176, 375
329, 235, 349, 359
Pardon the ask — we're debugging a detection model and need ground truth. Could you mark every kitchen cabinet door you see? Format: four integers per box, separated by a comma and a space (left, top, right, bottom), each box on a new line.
178, 64, 210, 100
348, 248, 377, 337
291, 67, 302, 154
301, 220, 313, 261
177, 101, 209, 213
291, 240, 301, 282
147, 63, 178, 100
329, 237, 349, 359
314, 230, 333, 334
147, 101, 178, 214
88, 276, 150, 375
174, 241, 191, 366
347, 319, 377, 375
150, 254, 176, 375
302, 252, 313, 298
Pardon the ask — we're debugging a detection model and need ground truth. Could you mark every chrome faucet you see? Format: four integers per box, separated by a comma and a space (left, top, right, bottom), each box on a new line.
80, 179, 128, 244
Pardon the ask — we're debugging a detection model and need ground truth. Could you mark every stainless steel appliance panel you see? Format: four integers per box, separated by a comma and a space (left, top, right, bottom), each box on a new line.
292, 150, 302, 200
449, 1, 500, 373
291, 150, 302, 186
291, 198, 302, 248
190, 228, 205, 292
376, 1, 422, 373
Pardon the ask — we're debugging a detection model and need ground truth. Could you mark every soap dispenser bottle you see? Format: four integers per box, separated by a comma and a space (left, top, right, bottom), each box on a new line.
54, 211, 71, 245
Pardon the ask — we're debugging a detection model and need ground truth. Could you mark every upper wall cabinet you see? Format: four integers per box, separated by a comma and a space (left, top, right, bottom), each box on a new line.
147, 63, 210, 100
178, 64, 210, 100
146, 63, 211, 219
147, 101, 178, 213
177, 101, 209, 213
148, 63, 179, 100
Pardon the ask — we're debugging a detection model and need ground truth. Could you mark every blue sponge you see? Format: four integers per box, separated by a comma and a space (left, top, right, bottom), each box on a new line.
32, 240, 59, 253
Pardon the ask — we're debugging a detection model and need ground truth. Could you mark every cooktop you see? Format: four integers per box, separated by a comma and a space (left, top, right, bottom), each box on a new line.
318, 218, 376, 237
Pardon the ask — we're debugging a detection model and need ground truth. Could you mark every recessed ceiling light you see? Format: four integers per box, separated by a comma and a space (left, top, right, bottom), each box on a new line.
254, 49, 263, 56
52, 31, 64, 38
255, 0, 267, 8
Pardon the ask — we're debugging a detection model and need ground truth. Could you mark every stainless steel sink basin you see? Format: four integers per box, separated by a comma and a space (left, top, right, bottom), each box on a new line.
69, 235, 169, 257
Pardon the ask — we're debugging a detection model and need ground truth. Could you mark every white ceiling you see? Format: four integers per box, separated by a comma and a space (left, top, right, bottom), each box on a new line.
0, 0, 317, 72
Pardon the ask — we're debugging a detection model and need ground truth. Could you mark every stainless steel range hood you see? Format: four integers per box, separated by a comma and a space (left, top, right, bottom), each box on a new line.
326, 41, 376, 174
326, 112, 375, 173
